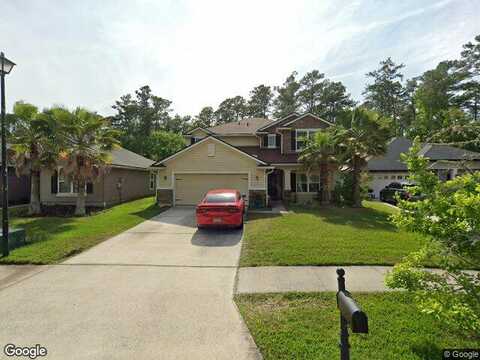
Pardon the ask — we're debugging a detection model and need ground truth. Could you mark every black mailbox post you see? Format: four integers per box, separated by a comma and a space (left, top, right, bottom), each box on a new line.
336, 268, 368, 360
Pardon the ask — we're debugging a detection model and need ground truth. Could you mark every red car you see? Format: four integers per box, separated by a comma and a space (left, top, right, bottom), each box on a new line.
196, 189, 246, 229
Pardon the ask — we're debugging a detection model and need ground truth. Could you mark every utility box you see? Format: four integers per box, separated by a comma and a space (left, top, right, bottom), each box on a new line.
1, 228, 26, 250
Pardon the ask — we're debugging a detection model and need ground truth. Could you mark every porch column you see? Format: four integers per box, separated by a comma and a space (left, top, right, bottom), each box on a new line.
284, 169, 291, 191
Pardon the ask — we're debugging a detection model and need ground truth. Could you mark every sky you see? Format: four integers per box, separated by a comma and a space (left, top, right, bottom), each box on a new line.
1, 0, 478, 117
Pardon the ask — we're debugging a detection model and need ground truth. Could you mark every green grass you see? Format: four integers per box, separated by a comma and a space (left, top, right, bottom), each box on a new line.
235, 292, 479, 360
241, 201, 429, 267
2, 197, 163, 264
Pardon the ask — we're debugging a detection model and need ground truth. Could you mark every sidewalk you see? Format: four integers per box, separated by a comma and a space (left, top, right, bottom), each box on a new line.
236, 266, 395, 293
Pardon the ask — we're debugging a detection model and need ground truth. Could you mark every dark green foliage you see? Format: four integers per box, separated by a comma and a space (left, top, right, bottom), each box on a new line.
143, 131, 185, 161
363, 57, 406, 135
247, 85, 274, 117
332, 171, 368, 206
214, 96, 248, 123
193, 106, 215, 128
111, 85, 190, 159
273, 71, 301, 118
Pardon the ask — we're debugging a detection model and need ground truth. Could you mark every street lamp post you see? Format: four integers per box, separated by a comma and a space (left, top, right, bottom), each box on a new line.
1, 52, 15, 257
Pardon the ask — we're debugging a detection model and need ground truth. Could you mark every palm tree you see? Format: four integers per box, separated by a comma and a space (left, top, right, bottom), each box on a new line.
10, 102, 60, 215
60, 108, 119, 216
335, 108, 390, 207
299, 130, 337, 204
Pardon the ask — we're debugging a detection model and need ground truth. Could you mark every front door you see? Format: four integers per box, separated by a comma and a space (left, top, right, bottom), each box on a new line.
267, 169, 284, 201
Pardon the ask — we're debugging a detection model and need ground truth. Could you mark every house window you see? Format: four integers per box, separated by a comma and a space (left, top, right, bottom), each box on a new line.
295, 172, 320, 193
397, 175, 403, 180
267, 134, 277, 148
308, 174, 320, 192
295, 129, 318, 151
149, 172, 156, 190
191, 137, 202, 145
58, 168, 77, 194
296, 173, 308, 192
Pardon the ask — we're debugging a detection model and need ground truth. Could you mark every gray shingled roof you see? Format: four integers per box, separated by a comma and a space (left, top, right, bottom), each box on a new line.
207, 117, 274, 135
418, 144, 480, 160
367, 137, 413, 171
110, 147, 156, 169
367, 137, 480, 171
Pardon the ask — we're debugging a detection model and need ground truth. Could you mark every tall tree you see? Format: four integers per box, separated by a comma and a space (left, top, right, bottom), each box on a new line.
61, 108, 120, 216
193, 106, 216, 128
273, 71, 301, 118
10, 102, 61, 215
215, 96, 247, 123
363, 58, 406, 135
165, 114, 192, 134
453, 34, 480, 121
320, 80, 356, 122
298, 70, 326, 113
143, 131, 186, 161
335, 108, 390, 207
247, 85, 273, 117
299, 131, 337, 204
111, 85, 173, 156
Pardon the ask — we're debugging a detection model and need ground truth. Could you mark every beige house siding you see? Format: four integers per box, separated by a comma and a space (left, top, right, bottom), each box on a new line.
158, 138, 265, 190
40, 167, 155, 207
217, 135, 259, 147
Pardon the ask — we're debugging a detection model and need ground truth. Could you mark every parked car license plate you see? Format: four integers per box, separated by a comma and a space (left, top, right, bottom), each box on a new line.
213, 217, 222, 223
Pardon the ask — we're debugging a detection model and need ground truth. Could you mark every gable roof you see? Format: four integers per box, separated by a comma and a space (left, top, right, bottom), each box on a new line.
282, 113, 334, 127
256, 113, 300, 132
207, 117, 273, 135
153, 135, 268, 166
367, 137, 480, 171
184, 127, 213, 136
109, 147, 156, 169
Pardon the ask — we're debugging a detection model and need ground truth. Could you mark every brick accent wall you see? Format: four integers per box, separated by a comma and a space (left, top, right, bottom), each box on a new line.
293, 115, 330, 129
157, 189, 173, 206
248, 190, 267, 209
281, 130, 291, 154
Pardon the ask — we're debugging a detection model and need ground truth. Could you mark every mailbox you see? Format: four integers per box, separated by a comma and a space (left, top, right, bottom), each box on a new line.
336, 268, 369, 360
337, 291, 369, 333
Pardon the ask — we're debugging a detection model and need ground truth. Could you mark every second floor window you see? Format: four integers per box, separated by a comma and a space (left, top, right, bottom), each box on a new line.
267, 134, 277, 148
296, 129, 318, 151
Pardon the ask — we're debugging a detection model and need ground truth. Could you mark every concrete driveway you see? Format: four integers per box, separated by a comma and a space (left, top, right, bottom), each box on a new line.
0, 207, 261, 360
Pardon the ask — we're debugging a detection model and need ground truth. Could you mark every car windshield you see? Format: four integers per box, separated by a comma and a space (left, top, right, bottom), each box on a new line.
204, 193, 236, 203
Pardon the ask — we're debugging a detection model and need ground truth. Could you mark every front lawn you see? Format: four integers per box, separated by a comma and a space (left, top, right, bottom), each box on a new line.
2, 197, 163, 264
241, 201, 429, 267
235, 292, 479, 360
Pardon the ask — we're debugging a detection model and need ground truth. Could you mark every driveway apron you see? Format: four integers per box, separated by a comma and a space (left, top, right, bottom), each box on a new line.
0, 207, 261, 360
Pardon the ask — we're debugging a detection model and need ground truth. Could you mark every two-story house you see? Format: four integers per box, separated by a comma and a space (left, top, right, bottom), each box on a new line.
154, 113, 334, 208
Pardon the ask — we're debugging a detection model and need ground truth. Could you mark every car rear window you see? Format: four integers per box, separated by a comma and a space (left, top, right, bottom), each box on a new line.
204, 193, 237, 203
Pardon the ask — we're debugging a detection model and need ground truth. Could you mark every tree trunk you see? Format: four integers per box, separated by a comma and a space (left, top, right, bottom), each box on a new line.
29, 170, 41, 215
352, 157, 362, 208
320, 160, 330, 205
75, 179, 86, 216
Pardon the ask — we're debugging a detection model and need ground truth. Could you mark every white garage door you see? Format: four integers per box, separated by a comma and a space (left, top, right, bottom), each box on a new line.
174, 173, 249, 205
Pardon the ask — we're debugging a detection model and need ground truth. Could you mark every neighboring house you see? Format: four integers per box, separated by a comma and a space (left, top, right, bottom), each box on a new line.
367, 137, 480, 199
0, 145, 31, 206
39, 147, 157, 208
153, 113, 335, 208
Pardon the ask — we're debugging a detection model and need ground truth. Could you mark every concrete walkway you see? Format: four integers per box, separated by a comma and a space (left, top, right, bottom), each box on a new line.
0, 207, 261, 360
236, 266, 394, 293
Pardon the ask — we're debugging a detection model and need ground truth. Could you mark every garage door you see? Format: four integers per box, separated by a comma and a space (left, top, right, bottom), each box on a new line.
174, 173, 249, 205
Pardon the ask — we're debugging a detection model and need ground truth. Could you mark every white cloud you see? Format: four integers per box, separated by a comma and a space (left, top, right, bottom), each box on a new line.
1, 0, 478, 117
